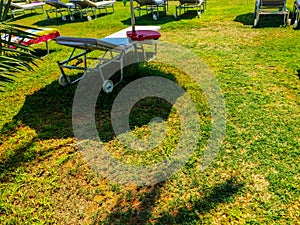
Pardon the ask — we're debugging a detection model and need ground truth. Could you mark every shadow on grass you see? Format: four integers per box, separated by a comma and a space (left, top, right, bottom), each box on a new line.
174, 9, 205, 20
8, 12, 42, 22
0, 76, 14, 92
121, 13, 175, 26
297, 69, 300, 79
99, 183, 164, 224
0, 63, 180, 174
98, 178, 244, 224
33, 12, 112, 26
234, 12, 254, 26
156, 178, 243, 224
234, 13, 288, 28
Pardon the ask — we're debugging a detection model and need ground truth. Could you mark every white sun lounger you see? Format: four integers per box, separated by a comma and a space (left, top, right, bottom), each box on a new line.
174, 0, 205, 18
254, 0, 290, 27
134, 0, 168, 20
5, 2, 45, 17
55, 26, 160, 93
45, 0, 78, 21
69, 0, 115, 21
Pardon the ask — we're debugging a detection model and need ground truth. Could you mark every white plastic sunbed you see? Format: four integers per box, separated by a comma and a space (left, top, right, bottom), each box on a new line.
55, 26, 161, 93
134, 0, 168, 20
254, 0, 291, 27
69, 0, 115, 21
45, 0, 78, 21
174, 0, 205, 18
5, 1, 45, 17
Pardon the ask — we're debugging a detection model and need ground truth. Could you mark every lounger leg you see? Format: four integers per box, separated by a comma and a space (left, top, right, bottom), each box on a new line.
45, 41, 49, 56
254, 4, 259, 27
46, 10, 50, 20
294, 4, 299, 28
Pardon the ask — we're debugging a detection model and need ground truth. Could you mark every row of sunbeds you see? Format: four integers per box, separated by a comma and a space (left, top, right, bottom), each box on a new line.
5, 0, 115, 20
46, 0, 115, 21
5, 0, 207, 21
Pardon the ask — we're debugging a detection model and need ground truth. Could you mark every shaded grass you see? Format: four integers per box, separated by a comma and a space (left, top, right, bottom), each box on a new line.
0, 0, 299, 224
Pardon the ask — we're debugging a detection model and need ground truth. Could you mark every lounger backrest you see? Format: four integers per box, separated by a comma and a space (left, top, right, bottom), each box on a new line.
136, 0, 156, 6
259, 0, 286, 7
56, 36, 119, 51
9, 2, 23, 9
6, 2, 44, 9
70, 0, 95, 8
45, 0, 66, 8
179, 0, 202, 5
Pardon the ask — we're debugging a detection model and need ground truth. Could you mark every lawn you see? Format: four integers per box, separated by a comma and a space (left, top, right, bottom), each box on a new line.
0, 0, 299, 224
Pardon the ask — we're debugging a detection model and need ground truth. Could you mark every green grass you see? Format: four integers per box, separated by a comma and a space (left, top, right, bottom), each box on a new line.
0, 0, 300, 224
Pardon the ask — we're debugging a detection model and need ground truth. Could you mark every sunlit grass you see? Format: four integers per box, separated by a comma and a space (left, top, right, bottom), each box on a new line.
0, 0, 299, 224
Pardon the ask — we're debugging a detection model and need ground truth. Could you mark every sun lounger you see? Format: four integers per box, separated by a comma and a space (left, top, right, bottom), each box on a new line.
254, 0, 290, 27
69, 0, 115, 21
174, 0, 205, 18
1, 27, 60, 55
134, 0, 168, 20
45, 0, 79, 21
55, 26, 160, 93
4, 1, 45, 17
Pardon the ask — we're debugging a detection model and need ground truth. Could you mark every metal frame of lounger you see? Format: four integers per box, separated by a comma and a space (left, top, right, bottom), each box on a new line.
174, 0, 205, 18
45, 0, 79, 21
254, 0, 290, 27
293, 0, 300, 28
7, 2, 45, 17
69, 0, 115, 21
134, 0, 168, 20
55, 35, 159, 93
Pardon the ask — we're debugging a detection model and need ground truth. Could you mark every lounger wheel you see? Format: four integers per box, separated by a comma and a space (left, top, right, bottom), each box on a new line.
87, 16, 92, 21
153, 14, 157, 20
62, 16, 67, 21
58, 74, 70, 87
70, 16, 75, 21
103, 80, 113, 93
197, 11, 201, 18
287, 18, 291, 26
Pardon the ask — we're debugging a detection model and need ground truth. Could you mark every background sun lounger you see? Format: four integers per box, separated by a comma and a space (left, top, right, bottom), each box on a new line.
174, 0, 205, 18
5, 1, 45, 17
134, 0, 168, 20
45, 0, 79, 21
253, 0, 290, 27
1, 27, 60, 56
69, 0, 115, 21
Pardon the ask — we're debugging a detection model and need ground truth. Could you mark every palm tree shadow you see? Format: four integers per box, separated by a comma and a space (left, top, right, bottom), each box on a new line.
0, 64, 178, 175
156, 178, 244, 224
98, 178, 244, 224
